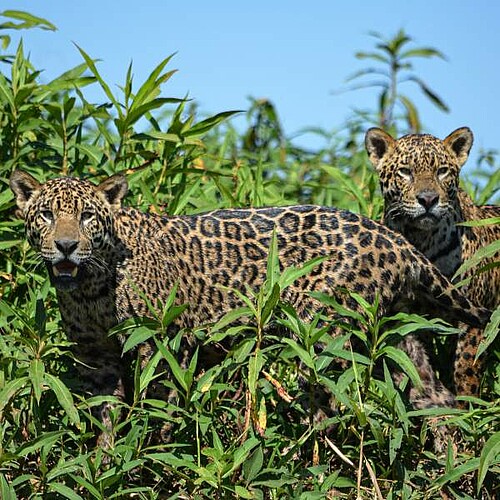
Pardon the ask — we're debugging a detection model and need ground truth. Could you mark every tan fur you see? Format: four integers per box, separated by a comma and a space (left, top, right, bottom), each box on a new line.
366, 127, 500, 396
10, 169, 491, 446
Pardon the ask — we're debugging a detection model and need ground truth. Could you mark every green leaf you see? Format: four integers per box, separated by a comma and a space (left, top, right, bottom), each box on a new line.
146, 452, 199, 471
185, 347, 198, 389
401, 47, 446, 60
44, 74, 96, 94
49, 483, 84, 499
44, 373, 80, 426
233, 485, 254, 499
122, 325, 155, 354
344, 67, 389, 83
0, 10, 57, 31
68, 475, 102, 499
476, 306, 500, 359
399, 94, 420, 132
378, 345, 422, 389
131, 130, 180, 143
453, 239, 500, 284
354, 51, 389, 64
196, 364, 223, 394
0, 376, 29, 414
242, 445, 264, 482
280, 337, 315, 370
310, 291, 366, 324
0, 474, 16, 500
29, 358, 45, 403
224, 436, 260, 478
133, 53, 177, 107
389, 427, 403, 465
161, 303, 190, 328
47, 61, 92, 84
209, 306, 253, 335
75, 44, 121, 117
0, 73, 15, 109
183, 110, 242, 138
379, 314, 459, 344
124, 97, 184, 130
408, 76, 450, 113
139, 349, 163, 394
280, 255, 329, 290
261, 283, 280, 325
0, 34, 10, 50
155, 338, 188, 392
17, 430, 65, 457
477, 431, 500, 492
458, 216, 500, 228
248, 349, 264, 396
264, 229, 280, 290
428, 458, 480, 492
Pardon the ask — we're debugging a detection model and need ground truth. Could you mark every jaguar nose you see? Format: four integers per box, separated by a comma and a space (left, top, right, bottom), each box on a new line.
54, 239, 79, 256
417, 191, 439, 211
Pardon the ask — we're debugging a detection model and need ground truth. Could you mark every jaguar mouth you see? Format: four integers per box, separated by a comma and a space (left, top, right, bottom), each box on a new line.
414, 213, 439, 222
410, 212, 440, 230
52, 260, 79, 278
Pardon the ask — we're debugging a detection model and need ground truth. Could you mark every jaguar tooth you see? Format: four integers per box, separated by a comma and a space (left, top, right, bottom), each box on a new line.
71, 267, 78, 278
53, 266, 60, 277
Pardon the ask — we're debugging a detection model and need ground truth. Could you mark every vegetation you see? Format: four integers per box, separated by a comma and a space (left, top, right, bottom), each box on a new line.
343, 29, 450, 134
0, 10, 499, 499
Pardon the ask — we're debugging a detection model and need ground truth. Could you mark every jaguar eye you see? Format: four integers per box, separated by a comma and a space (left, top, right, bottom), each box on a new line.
397, 167, 412, 179
81, 211, 95, 225
437, 167, 449, 178
40, 210, 54, 223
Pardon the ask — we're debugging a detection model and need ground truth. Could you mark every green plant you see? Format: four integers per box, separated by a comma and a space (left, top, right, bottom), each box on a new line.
344, 29, 449, 134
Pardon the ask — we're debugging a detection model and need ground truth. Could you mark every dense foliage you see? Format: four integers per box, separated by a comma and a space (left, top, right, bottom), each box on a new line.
0, 10, 499, 499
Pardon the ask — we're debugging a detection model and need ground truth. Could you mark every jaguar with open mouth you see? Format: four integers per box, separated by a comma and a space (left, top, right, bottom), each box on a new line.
48, 259, 82, 290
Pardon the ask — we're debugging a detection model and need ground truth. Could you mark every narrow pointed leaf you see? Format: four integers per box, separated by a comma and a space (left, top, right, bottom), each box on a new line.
401, 48, 446, 60
1, 10, 57, 31
0, 376, 30, 414
75, 44, 121, 116
154, 338, 188, 392
477, 431, 500, 492
49, 483, 84, 499
409, 76, 449, 112
183, 110, 242, 137
29, 358, 45, 403
476, 306, 500, 359
453, 239, 500, 283
44, 373, 80, 425
133, 54, 177, 107
248, 349, 264, 396
280, 255, 329, 289
378, 345, 422, 389
280, 337, 315, 369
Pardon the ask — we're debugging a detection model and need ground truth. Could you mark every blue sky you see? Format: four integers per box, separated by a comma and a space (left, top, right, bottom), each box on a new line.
4, 1, 500, 171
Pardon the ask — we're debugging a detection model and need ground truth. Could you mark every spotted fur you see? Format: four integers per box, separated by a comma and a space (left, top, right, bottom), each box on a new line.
10, 169, 491, 446
366, 127, 500, 396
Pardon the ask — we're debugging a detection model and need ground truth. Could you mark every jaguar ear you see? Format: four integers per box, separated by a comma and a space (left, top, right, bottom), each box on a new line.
10, 169, 42, 214
365, 128, 396, 171
444, 127, 473, 168
96, 174, 128, 211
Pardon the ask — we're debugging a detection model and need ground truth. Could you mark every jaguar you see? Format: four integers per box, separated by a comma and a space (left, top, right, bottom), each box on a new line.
10, 169, 491, 447
365, 127, 500, 396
